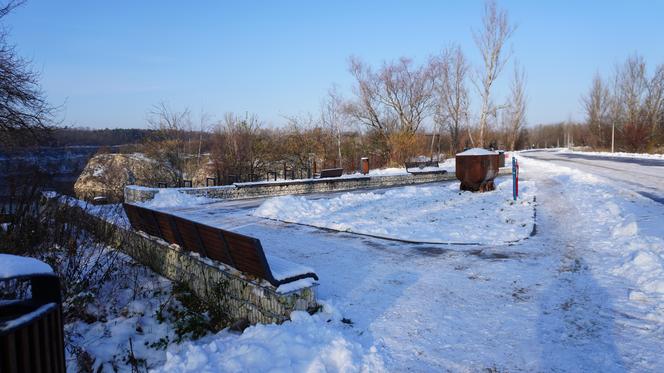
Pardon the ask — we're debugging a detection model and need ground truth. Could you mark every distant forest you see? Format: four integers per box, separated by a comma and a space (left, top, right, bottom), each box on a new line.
47, 127, 155, 147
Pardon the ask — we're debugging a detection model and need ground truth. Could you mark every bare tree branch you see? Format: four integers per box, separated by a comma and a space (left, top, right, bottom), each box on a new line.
473, 0, 515, 147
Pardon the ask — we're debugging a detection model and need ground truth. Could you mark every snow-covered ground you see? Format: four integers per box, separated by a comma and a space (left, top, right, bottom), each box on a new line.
156, 307, 386, 372
63, 153, 664, 371
559, 148, 664, 160
66, 256, 178, 371
522, 149, 664, 206
253, 179, 535, 244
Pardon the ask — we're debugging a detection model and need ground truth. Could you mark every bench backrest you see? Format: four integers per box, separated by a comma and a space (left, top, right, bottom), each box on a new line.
405, 160, 439, 169
122, 203, 315, 287
319, 168, 343, 178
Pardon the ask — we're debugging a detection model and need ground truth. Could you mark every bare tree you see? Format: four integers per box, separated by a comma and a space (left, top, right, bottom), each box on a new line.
582, 73, 611, 148
432, 46, 470, 154
346, 56, 435, 163
144, 102, 193, 182
321, 86, 348, 167
646, 64, 664, 143
0, 0, 53, 149
505, 63, 527, 150
346, 57, 393, 138
379, 57, 435, 135
211, 112, 269, 182
196, 110, 212, 167
473, 0, 515, 147
617, 54, 647, 127
606, 54, 650, 151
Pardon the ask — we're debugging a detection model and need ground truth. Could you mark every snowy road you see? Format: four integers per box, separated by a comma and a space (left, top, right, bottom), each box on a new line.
134, 157, 664, 372
521, 150, 664, 204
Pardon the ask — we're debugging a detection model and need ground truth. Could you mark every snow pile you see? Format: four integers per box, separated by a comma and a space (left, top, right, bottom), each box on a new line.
254, 178, 535, 244
0, 254, 53, 278
156, 308, 385, 373
559, 148, 664, 160
456, 148, 497, 156
140, 189, 214, 209
266, 255, 316, 282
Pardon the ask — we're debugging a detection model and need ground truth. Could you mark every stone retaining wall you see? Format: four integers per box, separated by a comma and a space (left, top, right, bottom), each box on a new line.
56, 201, 318, 325
125, 171, 458, 203
118, 230, 318, 324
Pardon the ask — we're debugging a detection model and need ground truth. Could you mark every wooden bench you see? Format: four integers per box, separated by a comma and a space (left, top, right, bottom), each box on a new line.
123, 203, 318, 287
317, 168, 343, 178
404, 160, 447, 174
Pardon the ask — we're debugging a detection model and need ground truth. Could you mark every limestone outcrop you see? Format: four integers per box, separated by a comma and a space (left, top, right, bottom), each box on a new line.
74, 153, 176, 201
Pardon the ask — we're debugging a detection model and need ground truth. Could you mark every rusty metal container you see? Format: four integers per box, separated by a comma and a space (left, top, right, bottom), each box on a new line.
361, 157, 369, 175
455, 148, 499, 192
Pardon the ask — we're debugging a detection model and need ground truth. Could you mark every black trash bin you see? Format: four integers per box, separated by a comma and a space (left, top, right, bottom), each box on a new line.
497, 150, 506, 167
1, 255, 65, 373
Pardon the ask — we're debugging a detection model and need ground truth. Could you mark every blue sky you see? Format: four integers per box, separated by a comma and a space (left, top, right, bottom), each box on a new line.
6, 1, 664, 129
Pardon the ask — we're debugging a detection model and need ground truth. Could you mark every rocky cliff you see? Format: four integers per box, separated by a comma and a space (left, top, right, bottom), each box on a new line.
74, 153, 176, 201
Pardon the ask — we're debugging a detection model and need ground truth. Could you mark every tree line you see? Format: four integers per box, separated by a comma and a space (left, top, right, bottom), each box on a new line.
580, 54, 664, 152
140, 0, 529, 183
3, 0, 663, 183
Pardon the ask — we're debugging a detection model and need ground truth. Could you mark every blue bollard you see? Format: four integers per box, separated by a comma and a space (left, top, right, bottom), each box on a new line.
512, 157, 517, 201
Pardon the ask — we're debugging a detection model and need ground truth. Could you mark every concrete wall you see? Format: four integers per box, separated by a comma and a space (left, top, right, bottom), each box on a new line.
125, 171, 458, 203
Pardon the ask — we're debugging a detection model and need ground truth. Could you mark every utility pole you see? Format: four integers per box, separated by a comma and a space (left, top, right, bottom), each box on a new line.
611, 122, 615, 153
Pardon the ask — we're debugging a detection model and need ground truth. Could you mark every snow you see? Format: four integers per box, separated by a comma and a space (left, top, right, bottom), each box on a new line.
0, 303, 57, 331
155, 307, 385, 373
92, 165, 105, 177
276, 278, 317, 294
456, 147, 498, 156
139, 189, 215, 208
65, 254, 183, 372
265, 254, 316, 282
150, 152, 664, 371
254, 178, 535, 244
559, 148, 664, 160
0, 254, 54, 278
42, 192, 128, 227
63, 150, 664, 371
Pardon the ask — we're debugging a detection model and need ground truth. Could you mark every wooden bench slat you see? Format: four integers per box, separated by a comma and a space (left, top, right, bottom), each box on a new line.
195, 224, 234, 266
122, 204, 318, 287
172, 218, 205, 255
318, 168, 343, 178
154, 213, 179, 244
405, 160, 447, 174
